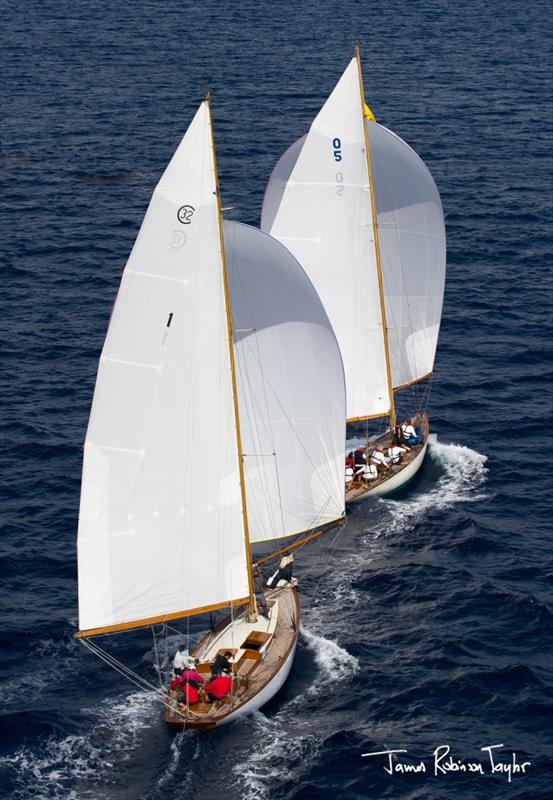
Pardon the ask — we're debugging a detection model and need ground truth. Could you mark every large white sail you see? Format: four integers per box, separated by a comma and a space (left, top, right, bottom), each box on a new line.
261, 58, 390, 422
225, 221, 345, 545
77, 103, 250, 635
367, 123, 446, 388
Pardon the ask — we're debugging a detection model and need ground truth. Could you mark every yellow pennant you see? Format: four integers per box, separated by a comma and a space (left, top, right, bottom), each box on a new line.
364, 102, 376, 121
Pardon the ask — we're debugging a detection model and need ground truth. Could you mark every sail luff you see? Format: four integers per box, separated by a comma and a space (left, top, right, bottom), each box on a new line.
206, 99, 256, 617
355, 44, 397, 430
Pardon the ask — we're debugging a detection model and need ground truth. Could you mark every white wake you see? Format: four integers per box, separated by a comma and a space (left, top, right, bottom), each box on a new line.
0, 690, 159, 800
373, 435, 488, 537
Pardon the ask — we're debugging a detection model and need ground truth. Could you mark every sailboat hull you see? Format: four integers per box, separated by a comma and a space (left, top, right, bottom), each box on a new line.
346, 411, 429, 501
163, 585, 300, 730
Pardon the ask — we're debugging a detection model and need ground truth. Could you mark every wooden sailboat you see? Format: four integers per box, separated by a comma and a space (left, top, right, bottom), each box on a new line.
261, 47, 446, 499
75, 98, 346, 729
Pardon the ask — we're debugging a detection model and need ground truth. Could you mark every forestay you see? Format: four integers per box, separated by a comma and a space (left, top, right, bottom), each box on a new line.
261, 58, 390, 422
225, 221, 346, 545
77, 102, 250, 635
368, 123, 446, 388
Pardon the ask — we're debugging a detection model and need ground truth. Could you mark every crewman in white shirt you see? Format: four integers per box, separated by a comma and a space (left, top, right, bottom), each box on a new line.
370, 447, 390, 471
401, 419, 421, 446
173, 644, 192, 675
361, 463, 379, 482
387, 444, 408, 465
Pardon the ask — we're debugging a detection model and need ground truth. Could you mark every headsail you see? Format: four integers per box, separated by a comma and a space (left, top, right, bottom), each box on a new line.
225, 221, 346, 545
261, 58, 389, 422
77, 102, 250, 636
367, 123, 446, 389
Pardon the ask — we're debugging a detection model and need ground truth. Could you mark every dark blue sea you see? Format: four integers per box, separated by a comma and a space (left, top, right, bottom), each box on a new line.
2, 1, 552, 798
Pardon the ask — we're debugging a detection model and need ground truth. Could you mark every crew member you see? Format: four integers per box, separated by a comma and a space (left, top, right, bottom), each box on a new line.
204, 668, 232, 703
267, 554, 294, 588
361, 463, 378, 483
387, 443, 408, 464
370, 447, 390, 471
211, 651, 233, 677
401, 419, 421, 446
173, 644, 192, 676
253, 564, 269, 618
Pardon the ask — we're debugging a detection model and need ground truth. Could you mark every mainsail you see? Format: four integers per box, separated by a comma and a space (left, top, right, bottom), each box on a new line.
261, 55, 446, 422
77, 103, 250, 635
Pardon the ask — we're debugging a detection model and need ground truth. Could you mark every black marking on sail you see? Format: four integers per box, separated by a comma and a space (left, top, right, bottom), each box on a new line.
167, 313, 173, 328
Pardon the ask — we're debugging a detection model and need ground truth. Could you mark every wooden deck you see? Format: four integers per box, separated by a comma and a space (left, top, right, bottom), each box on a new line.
163, 584, 300, 730
345, 411, 429, 502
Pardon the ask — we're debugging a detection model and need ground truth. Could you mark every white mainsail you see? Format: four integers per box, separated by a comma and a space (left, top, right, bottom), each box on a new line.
261, 58, 389, 422
261, 56, 446, 419
77, 102, 250, 634
225, 221, 345, 545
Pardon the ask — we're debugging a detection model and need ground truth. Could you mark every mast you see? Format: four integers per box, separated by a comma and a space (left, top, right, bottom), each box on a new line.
206, 96, 257, 619
355, 44, 396, 430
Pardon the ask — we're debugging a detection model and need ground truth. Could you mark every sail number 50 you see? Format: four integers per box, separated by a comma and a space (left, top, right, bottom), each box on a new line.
332, 137, 342, 161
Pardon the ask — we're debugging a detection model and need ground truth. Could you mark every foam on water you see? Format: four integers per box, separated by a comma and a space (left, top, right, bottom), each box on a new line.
156, 731, 197, 791
233, 626, 359, 799
300, 624, 360, 692
2, 636, 80, 710
374, 435, 489, 537
0, 690, 158, 800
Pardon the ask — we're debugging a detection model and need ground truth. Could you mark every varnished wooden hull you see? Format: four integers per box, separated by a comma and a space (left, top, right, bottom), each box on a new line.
346, 411, 429, 502
163, 584, 300, 730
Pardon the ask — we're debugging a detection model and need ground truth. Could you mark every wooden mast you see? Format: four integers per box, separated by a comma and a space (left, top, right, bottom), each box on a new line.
207, 95, 257, 619
355, 44, 396, 430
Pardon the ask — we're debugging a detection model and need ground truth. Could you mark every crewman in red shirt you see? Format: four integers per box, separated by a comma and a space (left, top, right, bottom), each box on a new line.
204, 668, 232, 702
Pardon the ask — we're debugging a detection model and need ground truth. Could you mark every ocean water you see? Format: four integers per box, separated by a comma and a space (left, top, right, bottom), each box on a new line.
1, 1, 552, 798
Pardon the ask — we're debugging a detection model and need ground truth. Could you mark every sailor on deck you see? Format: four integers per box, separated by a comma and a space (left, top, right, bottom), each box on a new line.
370, 447, 390, 472
266, 554, 294, 588
387, 443, 408, 465
401, 419, 421, 446
211, 651, 232, 677
253, 564, 270, 619
345, 465, 354, 486
204, 668, 232, 703
173, 644, 193, 676
361, 463, 378, 483
353, 447, 366, 479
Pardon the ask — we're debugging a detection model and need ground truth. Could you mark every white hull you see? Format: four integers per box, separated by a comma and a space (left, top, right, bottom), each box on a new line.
363, 439, 428, 498
215, 638, 297, 726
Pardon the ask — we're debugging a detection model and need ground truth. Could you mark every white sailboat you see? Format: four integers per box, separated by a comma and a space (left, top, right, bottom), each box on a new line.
76, 98, 346, 730
261, 47, 446, 499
